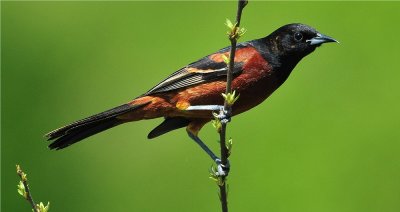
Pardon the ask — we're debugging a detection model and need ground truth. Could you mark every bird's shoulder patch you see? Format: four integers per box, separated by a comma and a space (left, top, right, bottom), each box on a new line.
209, 46, 261, 64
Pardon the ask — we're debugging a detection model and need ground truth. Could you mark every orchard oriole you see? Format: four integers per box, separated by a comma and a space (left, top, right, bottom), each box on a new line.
46, 23, 337, 174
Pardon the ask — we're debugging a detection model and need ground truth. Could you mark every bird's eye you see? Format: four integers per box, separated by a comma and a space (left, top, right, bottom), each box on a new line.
294, 32, 303, 41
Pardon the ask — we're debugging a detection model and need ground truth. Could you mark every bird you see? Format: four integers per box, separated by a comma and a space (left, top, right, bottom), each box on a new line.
46, 23, 337, 174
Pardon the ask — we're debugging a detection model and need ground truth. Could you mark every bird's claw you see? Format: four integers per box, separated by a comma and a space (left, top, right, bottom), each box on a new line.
214, 107, 231, 124
215, 158, 230, 176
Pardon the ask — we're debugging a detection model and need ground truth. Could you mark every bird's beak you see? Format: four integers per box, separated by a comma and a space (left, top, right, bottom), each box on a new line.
307, 33, 339, 45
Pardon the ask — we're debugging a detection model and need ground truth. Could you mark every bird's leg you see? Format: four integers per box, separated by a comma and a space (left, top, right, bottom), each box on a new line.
187, 131, 218, 161
186, 105, 231, 123
187, 131, 230, 176
186, 105, 224, 111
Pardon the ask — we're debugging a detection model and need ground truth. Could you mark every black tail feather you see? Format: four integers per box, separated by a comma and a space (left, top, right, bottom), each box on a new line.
48, 118, 122, 150
46, 102, 149, 150
148, 117, 190, 139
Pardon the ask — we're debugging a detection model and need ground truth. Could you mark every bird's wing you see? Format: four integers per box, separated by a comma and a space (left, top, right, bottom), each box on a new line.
144, 43, 251, 95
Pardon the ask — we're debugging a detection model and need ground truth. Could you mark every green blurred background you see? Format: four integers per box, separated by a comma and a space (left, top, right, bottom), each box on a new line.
2, 1, 400, 211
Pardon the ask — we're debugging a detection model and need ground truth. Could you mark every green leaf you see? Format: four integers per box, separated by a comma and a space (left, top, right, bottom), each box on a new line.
17, 181, 27, 198
36, 202, 50, 212
221, 54, 230, 64
225, 19, 234, 30
222, 90, 240, 106
212, 118, 222, 132
226, 138, 233, 157
237, 27, 247, 39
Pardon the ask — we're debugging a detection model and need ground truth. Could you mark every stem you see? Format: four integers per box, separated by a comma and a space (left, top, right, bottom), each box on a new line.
218, 124, 228, 212
23, 180, 37, 211
17, 165, 38, 212
219, 1, 248, 212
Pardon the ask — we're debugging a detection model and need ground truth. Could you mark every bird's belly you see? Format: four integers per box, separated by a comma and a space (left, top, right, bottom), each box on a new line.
232, 73, 280, 115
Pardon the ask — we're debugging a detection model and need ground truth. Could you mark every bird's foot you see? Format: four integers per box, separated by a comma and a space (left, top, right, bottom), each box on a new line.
214, 107, 231, 124
215, 158, 230, 176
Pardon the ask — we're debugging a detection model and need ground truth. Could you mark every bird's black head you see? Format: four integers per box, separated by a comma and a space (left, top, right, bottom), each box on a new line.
265, 23, 338, 60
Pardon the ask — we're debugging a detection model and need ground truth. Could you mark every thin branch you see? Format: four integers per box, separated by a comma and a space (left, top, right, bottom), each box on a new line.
16, 165, 50, 212
17, 165, 38, 211
218, 1, 248, 212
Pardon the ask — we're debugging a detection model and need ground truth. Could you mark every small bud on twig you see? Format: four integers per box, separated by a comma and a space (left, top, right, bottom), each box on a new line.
226, 138, 233, 157
36, 202, 50, 212
225, 19, 247, 41
212, 118, 222, 132
222, 90, 240, 106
